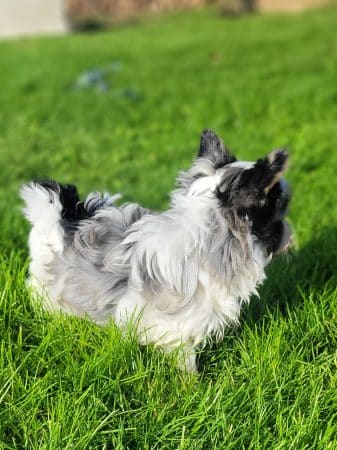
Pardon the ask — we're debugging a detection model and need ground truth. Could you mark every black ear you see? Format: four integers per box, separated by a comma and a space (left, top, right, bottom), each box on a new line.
198, 129, 236, 168
241, 149, 289, 192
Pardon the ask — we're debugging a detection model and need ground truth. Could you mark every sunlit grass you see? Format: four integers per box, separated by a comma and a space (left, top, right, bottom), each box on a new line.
0, 5, 337, 448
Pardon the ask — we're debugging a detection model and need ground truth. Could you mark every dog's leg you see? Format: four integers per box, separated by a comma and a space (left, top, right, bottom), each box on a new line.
177, 344, 197, 373
161, 341, 197, 373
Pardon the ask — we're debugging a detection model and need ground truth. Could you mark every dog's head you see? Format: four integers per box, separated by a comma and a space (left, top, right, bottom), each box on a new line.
184, 129, 292, 258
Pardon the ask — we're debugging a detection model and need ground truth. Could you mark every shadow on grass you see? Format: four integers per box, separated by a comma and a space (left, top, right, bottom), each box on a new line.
247, 224, 337, 322
199, 225, 337, 372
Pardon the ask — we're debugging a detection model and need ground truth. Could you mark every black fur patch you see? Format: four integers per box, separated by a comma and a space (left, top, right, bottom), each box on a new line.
33, 179, 81, 221
248, 181, 290, 254
59, 184, 108, 223
247, 182, 290, 228
59, 184, 81, 221
239, 150, 288, 191
33, 178, 59, 194
252, 220, 285, 255
216, 163, 291, 256
33, 179, 89, 240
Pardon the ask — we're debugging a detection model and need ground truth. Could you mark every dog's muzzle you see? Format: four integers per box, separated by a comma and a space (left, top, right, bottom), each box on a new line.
275, 180, 292, 254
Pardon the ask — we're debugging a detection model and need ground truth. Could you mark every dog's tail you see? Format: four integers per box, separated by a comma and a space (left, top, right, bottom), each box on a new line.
20, 179, 121, 254
21, 180, 79, 229
21, 179, 121, 224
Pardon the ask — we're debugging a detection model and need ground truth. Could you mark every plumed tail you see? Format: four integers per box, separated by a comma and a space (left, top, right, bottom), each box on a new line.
20, 179, 123, 290
20, 180, 69, 229
20, 179, 122, 230
20, 179, 74, 266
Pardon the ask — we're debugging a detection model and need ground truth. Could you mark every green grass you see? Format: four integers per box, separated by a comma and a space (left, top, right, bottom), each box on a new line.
1, 5, 337, 449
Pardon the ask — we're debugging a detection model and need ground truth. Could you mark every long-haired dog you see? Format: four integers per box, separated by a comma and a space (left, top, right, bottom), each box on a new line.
21, 130, 291, 371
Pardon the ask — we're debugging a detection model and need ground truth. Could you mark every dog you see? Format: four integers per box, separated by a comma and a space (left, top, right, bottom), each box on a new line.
21, 130, 291, 372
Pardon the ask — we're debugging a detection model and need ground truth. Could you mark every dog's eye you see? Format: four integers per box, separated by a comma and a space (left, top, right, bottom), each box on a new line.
237, 208, 250, 222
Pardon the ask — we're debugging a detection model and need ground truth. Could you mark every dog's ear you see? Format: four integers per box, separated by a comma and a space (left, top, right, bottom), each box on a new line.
198, 129, 224, 157
198, 129, 236, 167
240, 149, 289, 193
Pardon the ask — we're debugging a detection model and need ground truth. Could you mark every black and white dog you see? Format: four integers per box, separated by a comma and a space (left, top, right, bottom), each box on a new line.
21, 130, 291, 371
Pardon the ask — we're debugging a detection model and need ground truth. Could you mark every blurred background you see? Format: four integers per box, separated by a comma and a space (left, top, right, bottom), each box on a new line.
0, 0, 336, 249
0, 0, 332, 38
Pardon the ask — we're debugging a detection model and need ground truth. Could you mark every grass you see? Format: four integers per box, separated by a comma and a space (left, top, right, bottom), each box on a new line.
0, 4, 337, 449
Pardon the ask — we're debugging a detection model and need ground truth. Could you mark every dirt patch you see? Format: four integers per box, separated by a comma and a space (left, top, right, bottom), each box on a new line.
256, 0, 331, 12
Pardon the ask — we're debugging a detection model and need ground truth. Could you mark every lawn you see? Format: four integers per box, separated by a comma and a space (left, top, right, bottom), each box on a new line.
0, 4, 337, 449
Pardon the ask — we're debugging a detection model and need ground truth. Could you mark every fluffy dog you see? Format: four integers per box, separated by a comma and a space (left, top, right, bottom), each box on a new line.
21, 130, 291, 371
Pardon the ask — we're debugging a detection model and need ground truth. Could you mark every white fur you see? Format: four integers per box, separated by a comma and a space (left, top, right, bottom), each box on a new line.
21, 167, 272, 372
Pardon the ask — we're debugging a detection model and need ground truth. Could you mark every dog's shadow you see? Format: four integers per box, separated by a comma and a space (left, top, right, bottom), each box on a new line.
247, 224, 337, 321
199, 225, 337, 372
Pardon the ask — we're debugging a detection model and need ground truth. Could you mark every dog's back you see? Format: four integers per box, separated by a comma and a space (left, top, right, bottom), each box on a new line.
21, 180, 150, 322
